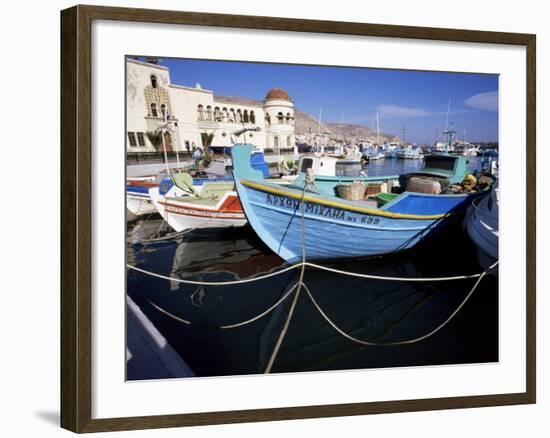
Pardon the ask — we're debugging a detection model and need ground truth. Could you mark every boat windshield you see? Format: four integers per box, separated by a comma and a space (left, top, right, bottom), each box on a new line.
424, 156, 456, 172
299, 157, 314, 174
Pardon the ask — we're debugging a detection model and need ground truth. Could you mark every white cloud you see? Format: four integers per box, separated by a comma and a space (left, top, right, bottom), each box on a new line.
464, 91, 498, 111
376, 104, 432, 118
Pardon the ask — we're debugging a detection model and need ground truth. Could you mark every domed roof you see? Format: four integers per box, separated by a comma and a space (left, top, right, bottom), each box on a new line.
265, 88, 292, 101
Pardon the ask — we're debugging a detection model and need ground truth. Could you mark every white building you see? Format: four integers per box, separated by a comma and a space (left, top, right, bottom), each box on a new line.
126, 58, 296, 154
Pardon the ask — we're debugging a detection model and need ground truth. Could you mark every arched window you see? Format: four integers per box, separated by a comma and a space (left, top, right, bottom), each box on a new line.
206, 106, 213, 121
160, 104, 167, 120
250, 111, 256, 124
197, 105, 204, 121
265, 113, 270, 126
150, 103, 158, 118
229, 109, 235, 122
274, 136, 280, 148
243, 110, 249, 123
214, 107, 221, 121
222, 107, 228, 122
286, 113, 291, 124
236, 109, 242, 123
150, 75, 158, 89
277, 112, 284, 124
287, 136, 292, 147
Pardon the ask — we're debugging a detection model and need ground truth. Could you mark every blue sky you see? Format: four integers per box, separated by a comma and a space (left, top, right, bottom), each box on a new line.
143, 57, 498, 144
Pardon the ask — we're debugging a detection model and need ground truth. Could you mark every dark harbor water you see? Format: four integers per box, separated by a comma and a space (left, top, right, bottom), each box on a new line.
126, 156, 498, 380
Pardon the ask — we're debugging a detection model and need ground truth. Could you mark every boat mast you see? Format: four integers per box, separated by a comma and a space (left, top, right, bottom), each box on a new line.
442, 98, 456, 153
400, 124, 407, 147
318, 108, 322, 151
376, 112, 380, 147
444, 97, 451, 131
341, 112, 346, 145
443, 122, 456, 153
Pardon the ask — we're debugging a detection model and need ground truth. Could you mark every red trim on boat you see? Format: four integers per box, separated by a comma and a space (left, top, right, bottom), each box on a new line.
161, 195, 243, 214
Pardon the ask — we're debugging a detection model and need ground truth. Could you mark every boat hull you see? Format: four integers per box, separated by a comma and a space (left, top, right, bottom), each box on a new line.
336, 158, 362, 164
149, 187, 247, 232
396, 153, 424, 160
235, 180, 475, 263
231, 143, 485, 263
127, 187, 157, 216
464, 189, 498, 267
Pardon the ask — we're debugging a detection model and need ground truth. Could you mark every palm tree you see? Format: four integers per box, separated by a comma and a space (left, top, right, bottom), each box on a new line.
145, 130, 163, 151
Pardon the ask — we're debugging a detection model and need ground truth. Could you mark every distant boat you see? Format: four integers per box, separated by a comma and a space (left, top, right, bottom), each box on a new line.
361, 146, 385, 161
324, 145, 362, 164
232, 144, 489, 262
431, 141, 454, 154
396, 146, 424, 160
382, 142, 400, 158
464, 185, 499, 269
462, 145, 480, 156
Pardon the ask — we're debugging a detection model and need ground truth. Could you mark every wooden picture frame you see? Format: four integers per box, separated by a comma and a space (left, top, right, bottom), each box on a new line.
60, 4, 536, 432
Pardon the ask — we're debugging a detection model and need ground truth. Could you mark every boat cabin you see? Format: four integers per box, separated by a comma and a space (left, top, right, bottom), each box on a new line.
297, 155, 339, 177
412, 154, 469, 185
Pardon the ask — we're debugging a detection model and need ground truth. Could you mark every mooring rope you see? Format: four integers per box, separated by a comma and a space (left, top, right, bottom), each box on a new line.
127, 177, 499, 372
138, 262, 495, 336
143, 280, 301, 329
302, 261, 496, 282
263, 179, 311, 373
127, 260, 496, 285
301, 268, 491, 346
128, 263, 301, 286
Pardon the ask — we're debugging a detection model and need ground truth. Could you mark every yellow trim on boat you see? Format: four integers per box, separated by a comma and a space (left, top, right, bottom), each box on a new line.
240, 179, 450, 220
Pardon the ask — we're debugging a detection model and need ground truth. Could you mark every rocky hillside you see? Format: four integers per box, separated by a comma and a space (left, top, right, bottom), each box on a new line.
294, 111, 399, 143
215, 95, 398, 143
293, 110, 332, 135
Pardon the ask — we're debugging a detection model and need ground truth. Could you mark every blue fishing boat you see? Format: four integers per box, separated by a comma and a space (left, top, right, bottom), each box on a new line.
232, 144, 490, 263
464, 185, 499, 270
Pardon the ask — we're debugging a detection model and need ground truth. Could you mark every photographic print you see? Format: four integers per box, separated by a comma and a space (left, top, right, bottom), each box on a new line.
125, 56, 499, 381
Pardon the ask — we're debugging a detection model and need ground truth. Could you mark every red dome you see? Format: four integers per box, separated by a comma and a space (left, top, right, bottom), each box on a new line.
265, 88, 292, 101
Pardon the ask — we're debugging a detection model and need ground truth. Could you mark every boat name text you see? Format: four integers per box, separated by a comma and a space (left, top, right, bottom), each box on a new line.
265, 194, 380, 224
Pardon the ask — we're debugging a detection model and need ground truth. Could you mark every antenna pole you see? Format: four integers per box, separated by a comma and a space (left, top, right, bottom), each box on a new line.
376, 112, 380, 146
445, 97, 451, 131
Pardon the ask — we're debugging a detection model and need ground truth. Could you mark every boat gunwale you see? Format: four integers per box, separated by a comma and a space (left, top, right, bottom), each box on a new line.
160, 197, 240, 212
240, 179, 482, 220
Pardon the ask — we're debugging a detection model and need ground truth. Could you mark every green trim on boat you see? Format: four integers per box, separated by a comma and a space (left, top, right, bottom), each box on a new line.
376, 192, 400, 208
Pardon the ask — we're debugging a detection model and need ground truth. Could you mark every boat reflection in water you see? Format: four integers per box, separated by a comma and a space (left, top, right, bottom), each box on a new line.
127, 218, 498, 378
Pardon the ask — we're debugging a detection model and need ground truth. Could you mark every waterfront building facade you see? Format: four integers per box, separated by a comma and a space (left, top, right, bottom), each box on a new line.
126, 58, 296, 154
